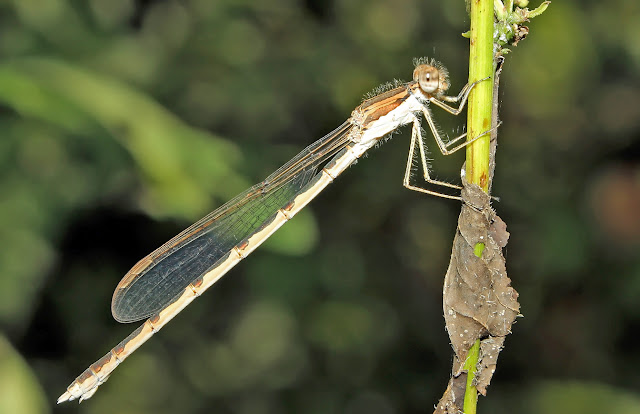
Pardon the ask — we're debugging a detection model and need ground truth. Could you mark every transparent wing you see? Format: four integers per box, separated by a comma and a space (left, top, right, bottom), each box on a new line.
111, 121, 353, 322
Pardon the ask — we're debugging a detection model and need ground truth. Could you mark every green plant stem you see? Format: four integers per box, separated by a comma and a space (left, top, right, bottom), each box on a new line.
463, 339, 481, 414
466, 0, 495, 193
464, 0, 494, 412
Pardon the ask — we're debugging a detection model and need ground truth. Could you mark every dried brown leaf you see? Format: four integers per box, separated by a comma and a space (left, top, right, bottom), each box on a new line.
434, 183, 520, 413
433, 370, 467, 414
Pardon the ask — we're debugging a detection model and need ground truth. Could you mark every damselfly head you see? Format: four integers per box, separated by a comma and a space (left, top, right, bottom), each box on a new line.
412, 59, 450, 96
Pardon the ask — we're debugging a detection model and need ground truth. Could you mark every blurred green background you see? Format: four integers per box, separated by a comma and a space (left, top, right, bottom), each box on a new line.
1, 0, 639, 413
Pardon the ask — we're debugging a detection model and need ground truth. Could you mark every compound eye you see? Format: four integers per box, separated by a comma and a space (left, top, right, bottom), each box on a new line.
413, 65, 439, 94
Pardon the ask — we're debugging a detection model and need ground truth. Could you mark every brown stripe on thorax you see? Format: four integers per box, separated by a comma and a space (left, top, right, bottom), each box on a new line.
354, 85, 412, 125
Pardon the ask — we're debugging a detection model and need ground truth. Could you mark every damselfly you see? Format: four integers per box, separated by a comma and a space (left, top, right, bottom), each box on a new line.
58, 58, 489, 403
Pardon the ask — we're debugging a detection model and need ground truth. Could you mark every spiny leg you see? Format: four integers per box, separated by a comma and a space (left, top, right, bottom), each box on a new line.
421, 105, 497, 156
431, 76, 490, 112
404, 107, 499, 199
403, 115, 462, 201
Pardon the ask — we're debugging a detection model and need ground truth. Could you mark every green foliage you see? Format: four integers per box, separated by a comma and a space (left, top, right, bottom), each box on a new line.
0, 335, 48, 414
